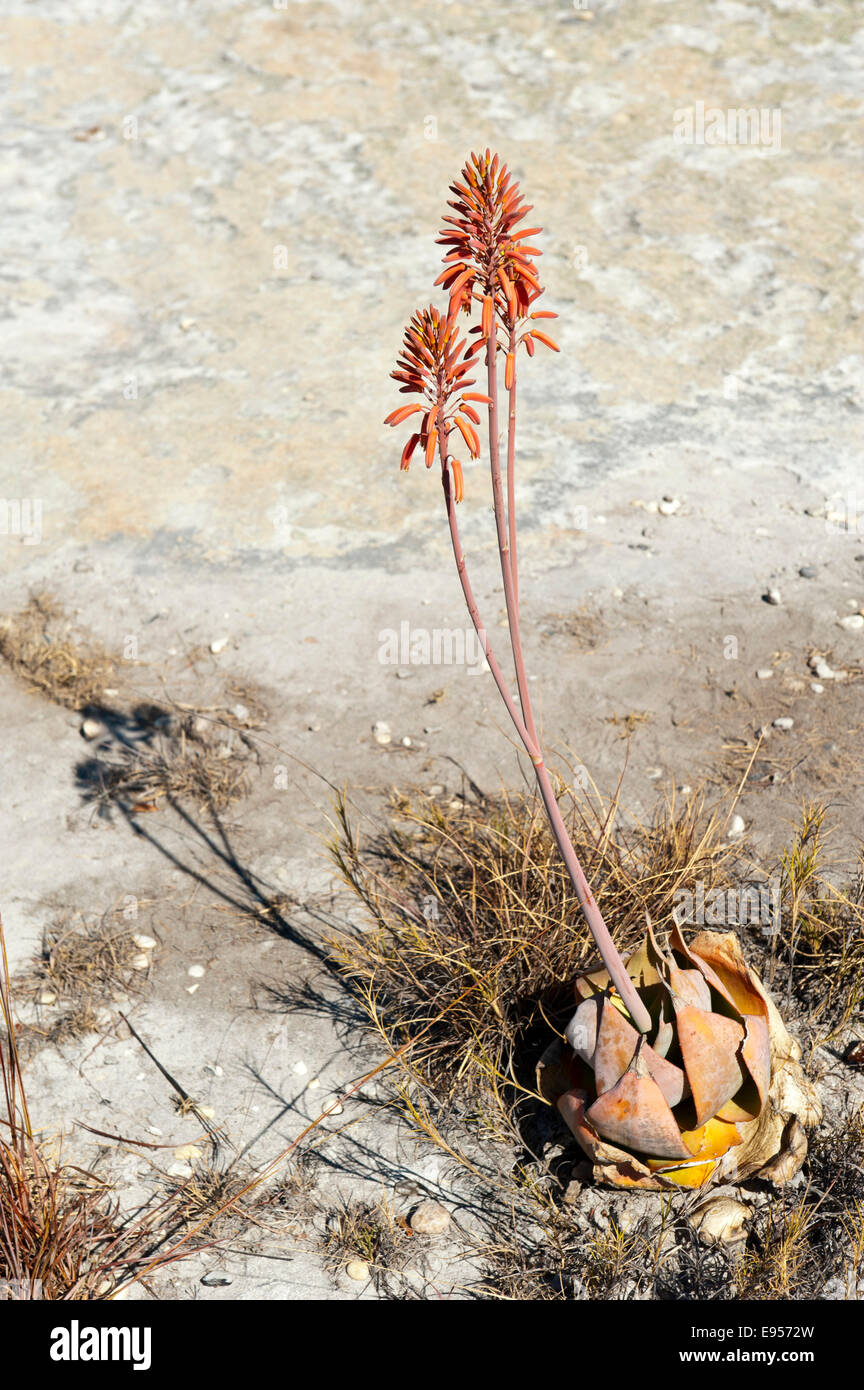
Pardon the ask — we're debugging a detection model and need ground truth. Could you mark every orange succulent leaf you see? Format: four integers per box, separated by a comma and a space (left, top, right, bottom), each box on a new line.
591, 996, 687, 1109
741, 1014, 772, 1107
586, 1061, 693, 1161
556, 1089, 674, 1190
643, 1157, 719, 1189
687, 930, 771, 1019
674, 1004, 747, 1127
679, 1115, 743, 1162
667, 960, 712, 1010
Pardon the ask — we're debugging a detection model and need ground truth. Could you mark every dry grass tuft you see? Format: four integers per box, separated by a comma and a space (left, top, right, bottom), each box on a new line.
330, 783, 737, 1127
77, 707, 253, 814
737, 1193, 821, 1300
322, 1195, 413, 1287
0, 595, 115, 709
0, 597, 257, 815
14, 908, 145, 1055
25, 909, 142, 1004
766, 801, 864, 1044
0, 914, 243, 1299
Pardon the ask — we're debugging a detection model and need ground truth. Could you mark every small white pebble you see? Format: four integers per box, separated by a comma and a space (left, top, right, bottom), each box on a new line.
658, 497, 680, 516
197, 1105, 216, 1119
765, 587, 782, 606
810, 682, 824, 694
39, 991, 57, 1006
293, 1061, 308, 1075
168, 1162, 194, 1179
81, 717, 103, 740
773, 717, 794, 731
372, 720, 391, 745
346, 1261, 369, 1281
645, 767, 662, 780
132, 935, 157, 951
131, 954, 150, 971
209, 637, 229, 654
427, 784, 445, 796
328, 1100, 344, 1116
728, 813, 746, 838
188, 964, 205, 978
186, 983, 199, 995
173, 1144, 202, 1162
756, 669, 773, 680
232, 704, 250, 722
307, 1077, 321, 1090
400, 736, 413, 747
410, 1201, 451, 1236
813, 659, 835, 680
204, 1063, 223, 1077
838, 614, 864, 631
677, 785, 692, 795
147, 1126, 162, 1137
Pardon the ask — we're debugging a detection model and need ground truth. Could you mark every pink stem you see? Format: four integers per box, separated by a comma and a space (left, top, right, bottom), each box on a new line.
506, 322, 518, 611
436, 417, 537, 754
445, 349, 651, 1033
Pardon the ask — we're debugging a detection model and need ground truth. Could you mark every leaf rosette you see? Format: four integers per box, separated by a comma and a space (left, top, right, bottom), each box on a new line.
538, 923, 821, 1189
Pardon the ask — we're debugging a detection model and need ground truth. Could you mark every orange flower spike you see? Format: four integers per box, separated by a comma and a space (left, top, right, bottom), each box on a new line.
481, 295, 494, 336
461, 392, 493, 405
504, 352, 515, 390
424, 428, 438, 468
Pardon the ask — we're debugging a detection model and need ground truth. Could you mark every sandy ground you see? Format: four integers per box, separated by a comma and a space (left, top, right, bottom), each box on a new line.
1, 0, 863, 1298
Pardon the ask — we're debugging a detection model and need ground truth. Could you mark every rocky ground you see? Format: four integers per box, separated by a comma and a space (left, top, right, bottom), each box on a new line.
0, 0, 863, 1299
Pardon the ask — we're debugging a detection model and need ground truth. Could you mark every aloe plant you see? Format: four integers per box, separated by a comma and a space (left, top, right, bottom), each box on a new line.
384, 152, 823, 1190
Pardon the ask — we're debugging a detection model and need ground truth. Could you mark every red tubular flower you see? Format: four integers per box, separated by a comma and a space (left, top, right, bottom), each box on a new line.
384, 305, 480, 499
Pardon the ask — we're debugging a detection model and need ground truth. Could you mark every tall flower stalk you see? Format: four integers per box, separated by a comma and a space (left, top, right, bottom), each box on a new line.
386, 150, 651, 1033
